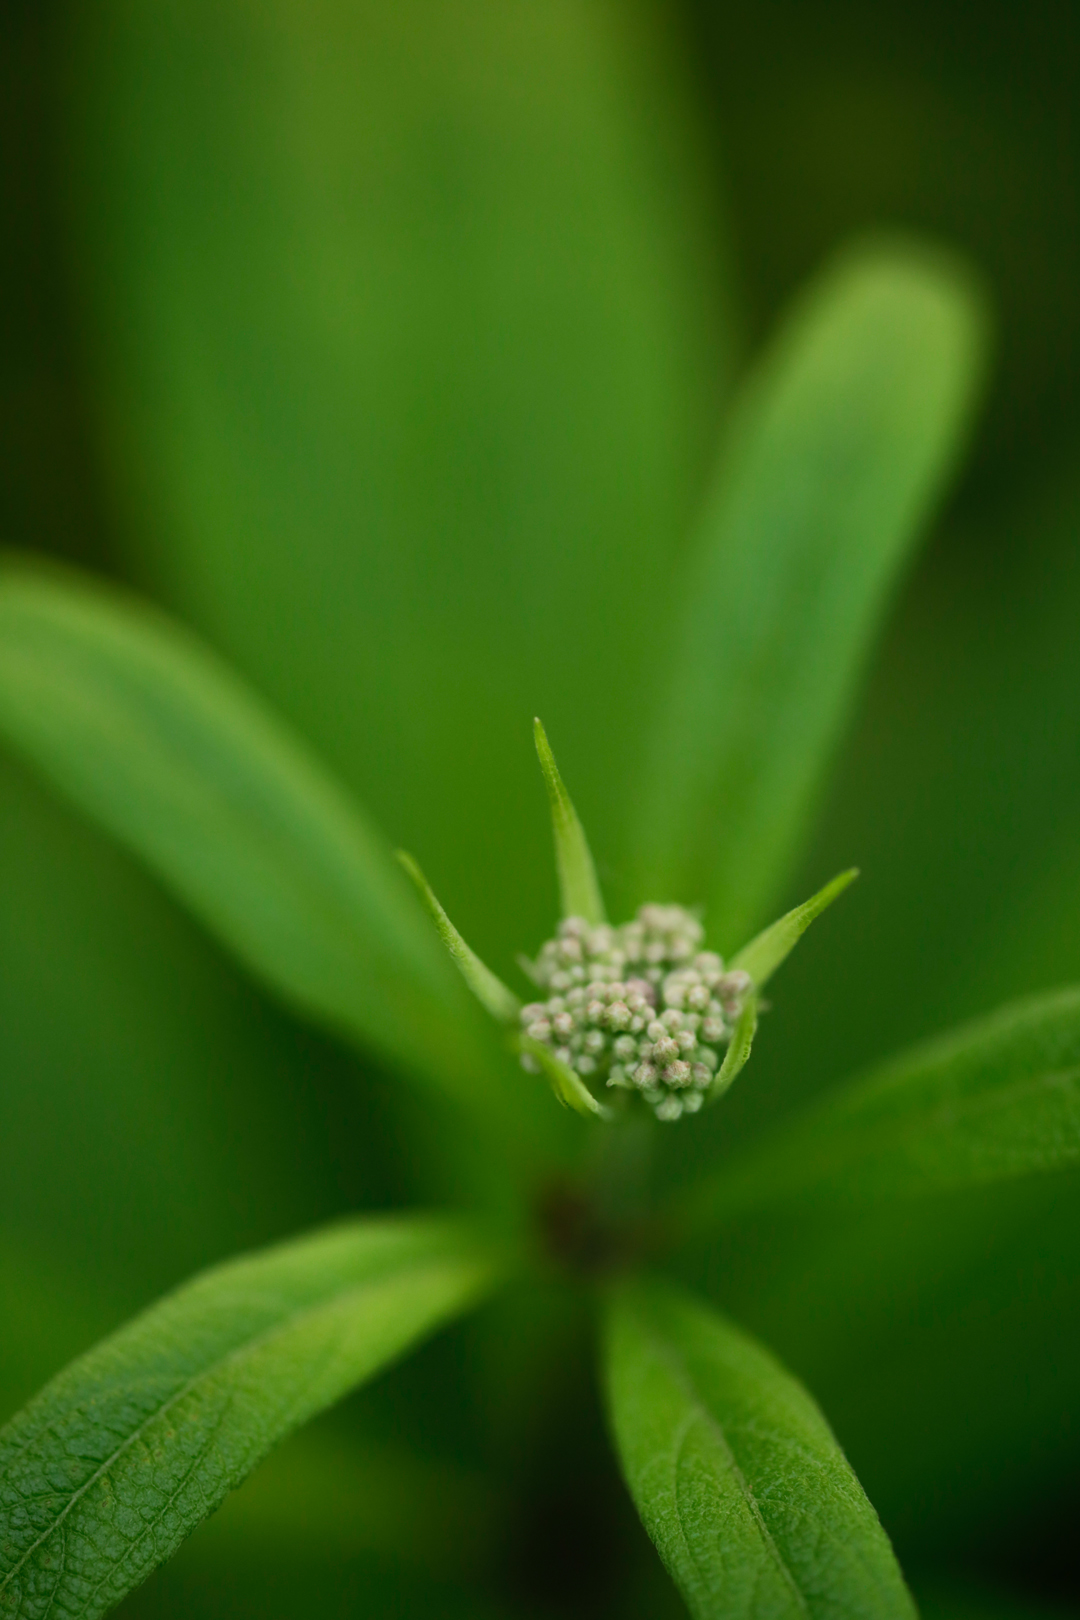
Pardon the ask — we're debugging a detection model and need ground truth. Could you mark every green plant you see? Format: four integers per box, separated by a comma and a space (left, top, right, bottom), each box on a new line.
5, 236, 1074, 1620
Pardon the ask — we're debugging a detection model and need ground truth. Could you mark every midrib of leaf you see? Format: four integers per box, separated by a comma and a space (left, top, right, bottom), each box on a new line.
638, 1311, 809, 1617
0, 1258, 472, 1599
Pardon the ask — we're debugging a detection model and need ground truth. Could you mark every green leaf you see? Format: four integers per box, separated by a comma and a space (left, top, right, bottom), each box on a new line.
533, 718, 606, 925
520, 1035, 609, 1120
630, 240, 987, 946
731, 869, 858, 988
710, 995, 758, 1102
0, 563, 511, 1120
602, 1278, 916, 1620
682, 987, 1080, 1231
397, 850, 520, 1024
0, 1214, 503, 1620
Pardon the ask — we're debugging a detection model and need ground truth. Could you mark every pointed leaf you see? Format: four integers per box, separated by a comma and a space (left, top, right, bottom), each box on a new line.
711, 995, 758, 1102
0, 1214, 504, 1620
682, 987, 1080, 1232
520, 1035, 609, 1120
602, 1278, 916, 1620
397, 851, 520, 1023
630, 241, 987, 946
732, 869, 858, 988
0, 563, 511, 1118
533, 718, 606, 925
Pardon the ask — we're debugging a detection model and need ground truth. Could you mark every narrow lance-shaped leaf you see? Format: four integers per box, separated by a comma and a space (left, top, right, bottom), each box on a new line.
681, 987, 1080, 1233
397, 850, 520, 1023
603, 1278, 916, 1620
0, 563, 517, 1124
630, 241, 987, 947
731, 868, 858, 988
711, 995, 758, 1103
0, 1214, 504, 1620
534, 718, 606, 925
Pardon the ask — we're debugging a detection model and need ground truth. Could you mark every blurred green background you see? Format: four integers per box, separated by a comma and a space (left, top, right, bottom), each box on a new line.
4, 1, 1080, 1615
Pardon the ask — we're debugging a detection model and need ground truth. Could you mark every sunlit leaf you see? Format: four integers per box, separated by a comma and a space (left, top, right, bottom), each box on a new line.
602, 1278, 916, 1619
533, 718, 606, 925
0, 1215, 504, 1620
630, 241, 987, 947
0, 563, 516, 1124
682, 987, 1080, 1231
397, 850, 520, 1023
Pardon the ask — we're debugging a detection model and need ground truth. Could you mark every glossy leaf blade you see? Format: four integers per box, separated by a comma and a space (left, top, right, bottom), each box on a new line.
602, 1279, 915, 1620
631, 241, 987, 947
0, 1215, 502, 1620
534, 718, 606, 925
397, 851, 520, 1023
684, 987, 1080, 1231
0, 564, 505, 1111
731, 869, 858, 988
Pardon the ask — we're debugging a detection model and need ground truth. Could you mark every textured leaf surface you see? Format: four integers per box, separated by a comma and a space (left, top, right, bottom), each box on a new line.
684, 988, 1080, 1230
0, 1215, 501, 1620
0, 565, 511, 1119
602, 1279, 915, 1619
631, 241, 986, 947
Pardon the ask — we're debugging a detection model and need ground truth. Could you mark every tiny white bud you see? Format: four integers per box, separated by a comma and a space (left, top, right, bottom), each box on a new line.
613, 1035, 638, 1060
677, 1029, 697, 1053
633, 1062, 657, 1087
554, 1046, 573, 1065
691, 1063, 713, 1087
586, 1000, 606, 1023
653, 1036, 680, 1063
702, 1017, 725, 1043
661, 1009, 683, 1031
552, 1012, 575, 1038
583, 1030, 605, 1055
655, 1096, 683, 1121
525, 1020, 552, 1043
606, 1002, 631, 1030
575, 1054, 597, 1075
682, 1090, 704, 1113
663, 1060, 691, 1087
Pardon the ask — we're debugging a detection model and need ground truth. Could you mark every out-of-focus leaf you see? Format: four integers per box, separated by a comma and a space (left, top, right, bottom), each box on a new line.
630, 241, 987, 948
65, 0, 729, 976
185, 1422, 499, 1581
0, 563, 520, 1126
731, 868, 858, 987
533, 718, 606, 925
602, 1278, 915, 1619
681, 988, 1080, 1232
0, 1215, 503, 1620
913, 1575, 1076, 1619
397, 851, 519, 1023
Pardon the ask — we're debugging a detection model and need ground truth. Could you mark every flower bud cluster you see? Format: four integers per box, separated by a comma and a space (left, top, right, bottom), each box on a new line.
519, 905, 752, 1122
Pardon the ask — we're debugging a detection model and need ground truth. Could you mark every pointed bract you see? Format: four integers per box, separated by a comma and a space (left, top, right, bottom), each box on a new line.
397, 851, 520, 1023
732, 868, 858, 988
710, 994, 758, 1102
533, 718, 606, 926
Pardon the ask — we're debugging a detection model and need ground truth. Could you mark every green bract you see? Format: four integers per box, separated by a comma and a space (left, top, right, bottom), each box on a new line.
7, 235, 1064, 1620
